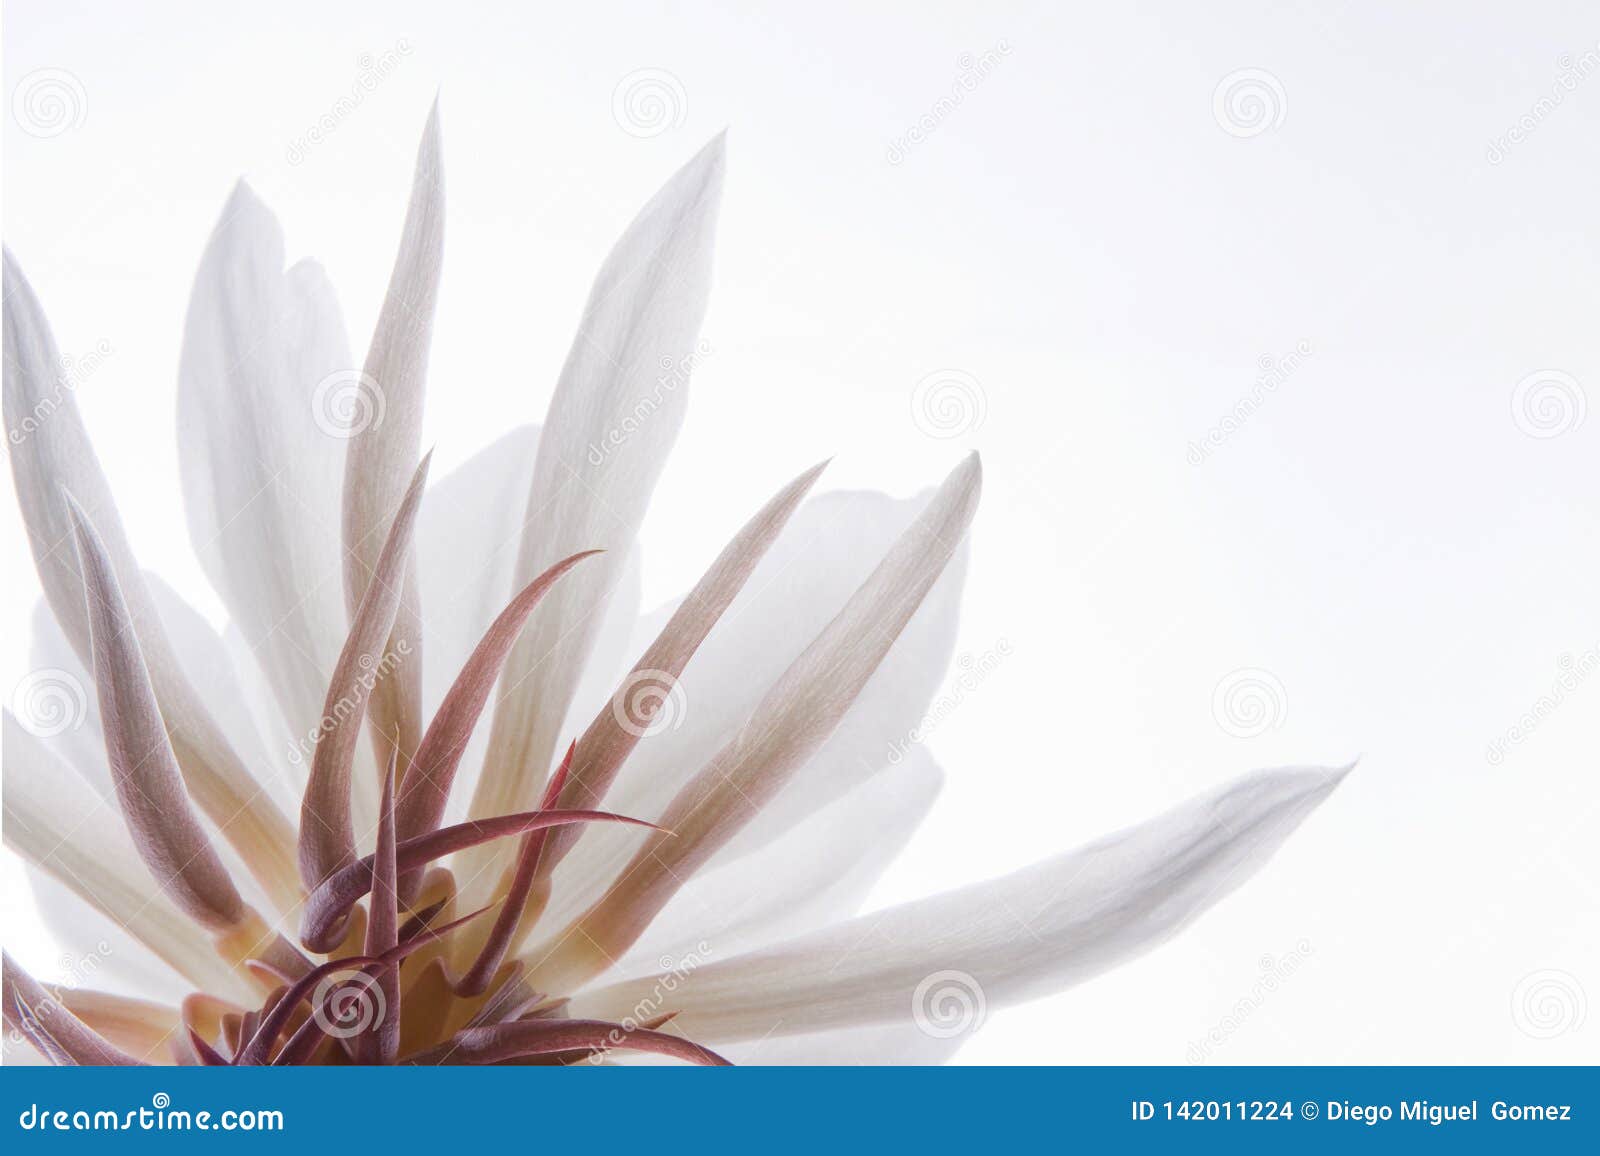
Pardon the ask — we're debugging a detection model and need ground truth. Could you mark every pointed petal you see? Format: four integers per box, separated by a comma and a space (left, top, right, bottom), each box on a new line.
177, 183, 354, 776
534, 454, 980, 987
467, 136, 725, 893
340, 104, 443, 781
619, 748, 943, 970
299, 454, 430, 890
2, 952, 143, 1065
416, 426, 540, 714
66, 496, 246, 930
4, 250, 300, 912
539, 484, 968, 935
395, 551, 599, 851
571, 764, 1351, 1042
538, 460, 827, 880
3, 712, 253, 999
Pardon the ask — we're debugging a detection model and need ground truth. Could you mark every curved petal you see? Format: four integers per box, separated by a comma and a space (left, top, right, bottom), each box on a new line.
176, 182, 353, 773
569, 764, 1351, 1042
3, 712, 253, 1001
530, 454, 980, 988
3, 249, 299, 912
341, 104, 443, 785
538, 483, 969, 933
467, 135, 726, 896
612, 748, 943, 974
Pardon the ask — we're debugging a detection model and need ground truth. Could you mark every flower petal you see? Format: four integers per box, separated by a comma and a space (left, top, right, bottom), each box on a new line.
531, 454, 980, 988
467, 135, 725, 892
176, 182, 353, 781
298, 454, 430, 891
537, 459, 827, 880
2, 712, 253, 1001
3, 249, 300, 912
538, 483, 968, 933
65, 496, 248, 931
340, 103, 443, 781
570, 764, 1351, 1042
616, 748, 943, 972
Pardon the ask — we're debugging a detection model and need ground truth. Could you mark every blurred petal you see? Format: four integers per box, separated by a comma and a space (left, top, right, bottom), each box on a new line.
571, 764, 1350, 1042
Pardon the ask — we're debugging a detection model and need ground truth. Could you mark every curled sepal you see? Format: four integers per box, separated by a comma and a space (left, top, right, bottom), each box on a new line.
300, 808, 658, 952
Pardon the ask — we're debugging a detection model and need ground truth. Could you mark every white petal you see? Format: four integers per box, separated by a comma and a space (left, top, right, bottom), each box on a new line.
540, 484, 968, 931
569, 764, 1350, 1042
176, 182, 352, 767
416, 426, 540, 723
3, 250, 300, 912
533, 456, 979, 988
720, 1021, 965, 1065
613, 748, 943, 973
340, 104, 443, 776
467, 135, 725, 895
2, 713, 251, 1001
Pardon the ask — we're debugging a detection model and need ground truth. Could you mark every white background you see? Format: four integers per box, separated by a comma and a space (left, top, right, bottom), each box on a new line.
3, 1, 1597, 1063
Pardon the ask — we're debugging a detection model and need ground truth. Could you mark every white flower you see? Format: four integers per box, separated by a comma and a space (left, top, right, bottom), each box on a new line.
1, 106, 1348, 1065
